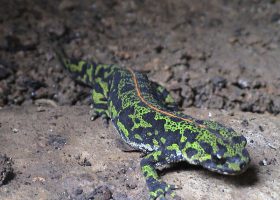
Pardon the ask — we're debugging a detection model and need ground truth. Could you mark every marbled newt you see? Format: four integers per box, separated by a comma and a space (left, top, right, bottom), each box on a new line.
55, 49, 250, 200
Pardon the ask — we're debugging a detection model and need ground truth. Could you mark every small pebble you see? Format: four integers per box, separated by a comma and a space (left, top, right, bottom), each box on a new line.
271, 13, 280, 23
237, 78, 251, 89
36, 106, 46, 112
241, 119, 249, 127
12, 128, 19, 133
211, 76, 227, 89
259, 125, 264, 132
259, 158, 268, 166
75, 188, 83, 195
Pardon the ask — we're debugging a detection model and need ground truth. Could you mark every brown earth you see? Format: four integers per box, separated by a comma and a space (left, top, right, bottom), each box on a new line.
0, 0, 280, 114
0, 106, 279, 200
0, 0, 280, 200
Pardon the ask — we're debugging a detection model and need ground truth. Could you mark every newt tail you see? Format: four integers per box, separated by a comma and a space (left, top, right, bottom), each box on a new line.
55, 48, 250, 200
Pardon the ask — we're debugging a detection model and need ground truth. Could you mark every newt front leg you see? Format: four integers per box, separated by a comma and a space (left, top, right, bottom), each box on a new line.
140, 150, 182, 200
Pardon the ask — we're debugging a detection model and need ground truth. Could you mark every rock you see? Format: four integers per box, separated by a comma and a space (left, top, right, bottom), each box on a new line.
114, 51, 132, 60
141, 58, 161, 72
181, 85, 194, 107
3, 35, 22, 52
207, 18, 223, 28
74, 188, 83, 196
78, 157, 92, 167
33, 87, 49, 99
86, 186, 112, 200
154, 45, 164, 54
23, 79, 47, 91
270, 97, 280, 115
236, 77, 252, 89
58, 0, 78, 11
150, 70, 172, 85
252, 80, 265, 89
0, 64, 11, 80
18, 31, 39, 50
0, 155, 13, 186
193, 87, 211, 108
251, 94, 271, 113
188, 78, 207, 90
172, 65, 188, 81
211, 76, 227, 89
246, 35, 261, 45
271, 13, 280, 23
207, 95, 224, 109
45, 20, 66, 38
47, 134, 67, 150
167, 80, 181, 91
170, 90, 182, 105
228, 37, 239, 44
241, 119, 249, 127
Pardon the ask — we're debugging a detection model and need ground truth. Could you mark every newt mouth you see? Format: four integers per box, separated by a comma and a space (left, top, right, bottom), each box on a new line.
201, 158, 250, 175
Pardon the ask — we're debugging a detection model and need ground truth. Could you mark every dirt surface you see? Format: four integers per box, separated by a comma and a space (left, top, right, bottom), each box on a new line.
0, 106, 279, 200
1, 0, 280, 200
0, 0, 280, 114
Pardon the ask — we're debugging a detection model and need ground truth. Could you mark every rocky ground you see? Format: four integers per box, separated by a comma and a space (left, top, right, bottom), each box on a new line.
0, 0, 280, 200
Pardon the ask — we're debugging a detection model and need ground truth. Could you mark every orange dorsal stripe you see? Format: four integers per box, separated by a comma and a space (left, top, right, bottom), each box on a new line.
127, 68, 205, 128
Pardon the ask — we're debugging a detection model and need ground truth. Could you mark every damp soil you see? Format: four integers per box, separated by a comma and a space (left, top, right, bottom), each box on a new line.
0, 0, 280, 200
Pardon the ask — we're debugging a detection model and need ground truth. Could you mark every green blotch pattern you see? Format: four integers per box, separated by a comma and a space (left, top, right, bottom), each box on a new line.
142, 165, 159, 180
155, 112, 194, 134
160, 137, 166, 144
128, 104, 152, 131
117, 120, 129, 138
167, 144, 180, 152
56, 51, 250, 200
86, 64, 94, 82
69, 61, 85, 72
95, 77, 109, 98
152, 138, 159, 147
109, 101, 118, 118
92, 90, 106, 105
135, 134, 143, 141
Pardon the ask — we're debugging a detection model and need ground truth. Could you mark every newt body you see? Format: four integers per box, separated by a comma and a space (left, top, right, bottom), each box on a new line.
56, 52, 250, 199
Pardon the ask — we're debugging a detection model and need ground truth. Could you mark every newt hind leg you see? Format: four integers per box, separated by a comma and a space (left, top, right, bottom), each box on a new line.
89, 88, 110, 125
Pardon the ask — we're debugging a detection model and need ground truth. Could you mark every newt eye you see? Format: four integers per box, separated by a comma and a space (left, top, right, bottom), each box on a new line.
212, 154, 226, 165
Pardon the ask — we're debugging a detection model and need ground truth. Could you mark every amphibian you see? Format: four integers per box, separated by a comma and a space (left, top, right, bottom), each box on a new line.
55, 49, 250, 200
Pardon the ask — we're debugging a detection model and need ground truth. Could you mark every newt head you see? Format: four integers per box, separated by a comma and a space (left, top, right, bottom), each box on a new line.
183, 120, 251, 175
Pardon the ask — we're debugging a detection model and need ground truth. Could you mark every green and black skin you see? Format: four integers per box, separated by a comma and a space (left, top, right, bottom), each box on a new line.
56, 49, 250, 200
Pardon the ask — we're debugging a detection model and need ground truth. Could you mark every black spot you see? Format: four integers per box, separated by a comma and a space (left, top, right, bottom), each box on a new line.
200, 141, 213, 154
217, 143, 227, 156
202, 160, 216, 169
186, 148, 198, 158
232, 135, 247, 145
232, 136, 243, 144
227, 155, 241, 163
223, 162, 229, 169
134, 118, 140, 123
186, 132, 199, 143
196, 119, 204, 124
242, 149, 249, 158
